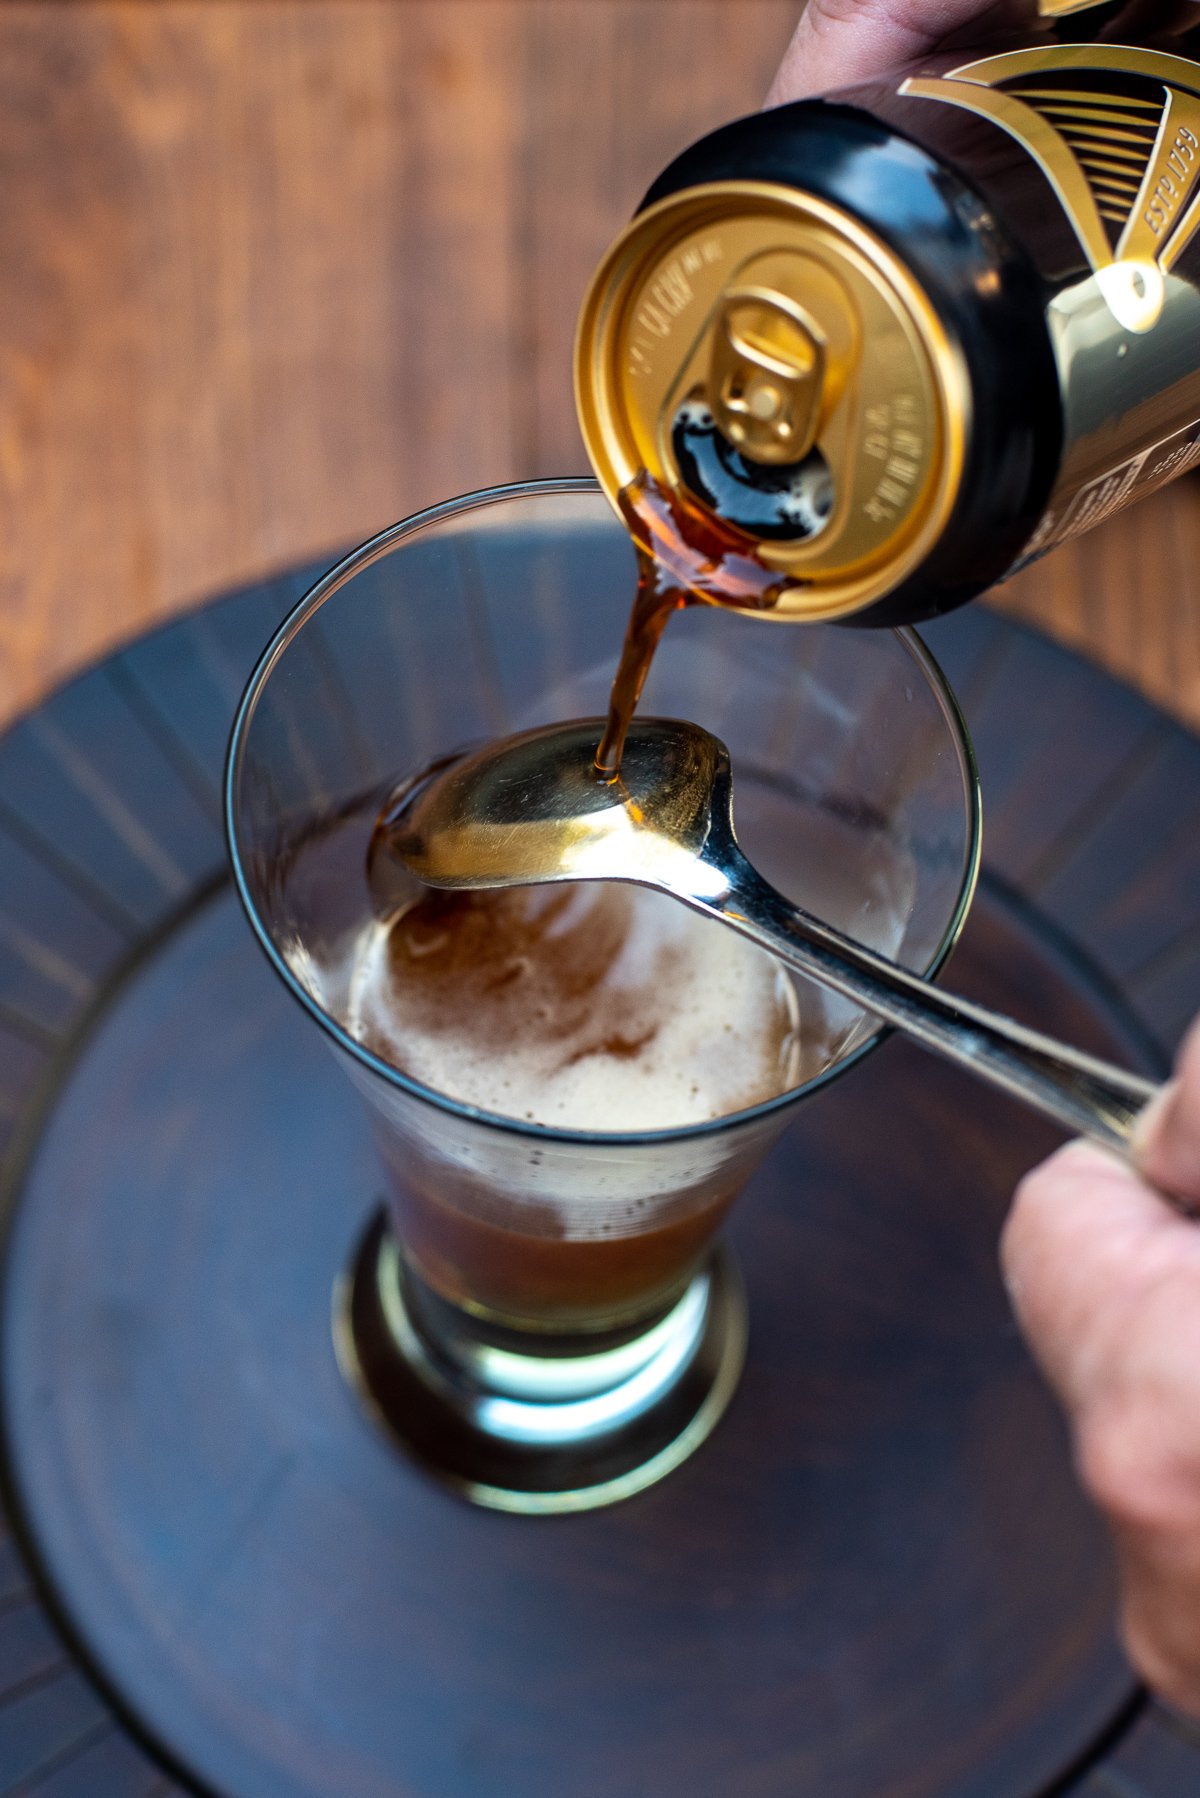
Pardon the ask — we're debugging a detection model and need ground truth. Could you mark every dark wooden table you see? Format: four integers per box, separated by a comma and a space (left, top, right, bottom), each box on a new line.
0, 559, 1195, 1797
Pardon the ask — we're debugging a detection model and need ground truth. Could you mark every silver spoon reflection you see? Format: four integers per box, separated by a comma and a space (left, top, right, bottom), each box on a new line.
370, 718, 1160, 1163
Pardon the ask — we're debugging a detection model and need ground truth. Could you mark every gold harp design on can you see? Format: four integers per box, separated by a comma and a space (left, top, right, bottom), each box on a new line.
902, 45, 1200, 332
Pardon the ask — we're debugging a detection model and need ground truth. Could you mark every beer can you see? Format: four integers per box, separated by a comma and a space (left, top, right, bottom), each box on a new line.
574, 4, 1200, 624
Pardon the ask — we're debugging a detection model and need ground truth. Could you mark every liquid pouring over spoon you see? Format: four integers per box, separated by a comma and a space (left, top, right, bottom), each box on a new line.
372, 717, 1162, 1163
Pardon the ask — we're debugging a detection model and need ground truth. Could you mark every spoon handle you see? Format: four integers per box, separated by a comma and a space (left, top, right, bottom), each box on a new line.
696, 855, 1161, 1159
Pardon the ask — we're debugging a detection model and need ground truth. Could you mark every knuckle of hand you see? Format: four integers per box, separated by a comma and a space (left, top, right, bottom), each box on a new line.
1009, 1148, 1078, 1227
1122, 1616, 1200, 1717
1001, 1158, 1075, 1292
803, 0, 855, 41
1080, 1403, 1200, 1534
1002, 1168, 1045, 1264
804, 0, 896, 38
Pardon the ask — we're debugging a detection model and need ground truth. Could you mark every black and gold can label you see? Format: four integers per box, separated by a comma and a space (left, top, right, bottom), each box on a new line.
901, 44, 1200, 333
576, 21, 1200, 624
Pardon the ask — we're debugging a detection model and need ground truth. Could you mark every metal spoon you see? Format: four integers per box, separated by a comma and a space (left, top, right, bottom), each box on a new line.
374, 716, 1160, 1156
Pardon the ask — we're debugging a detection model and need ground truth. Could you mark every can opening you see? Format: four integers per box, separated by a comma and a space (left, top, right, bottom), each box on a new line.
671, 397, 834, 543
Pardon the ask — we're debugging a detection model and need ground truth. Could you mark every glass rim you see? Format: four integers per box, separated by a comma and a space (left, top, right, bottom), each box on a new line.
225, 476, 983, 1148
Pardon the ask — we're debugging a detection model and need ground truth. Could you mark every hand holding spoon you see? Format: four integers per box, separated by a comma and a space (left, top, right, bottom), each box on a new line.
372, 717, 1161, 1160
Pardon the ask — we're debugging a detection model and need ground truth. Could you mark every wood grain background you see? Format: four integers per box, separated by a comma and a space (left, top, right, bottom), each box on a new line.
0, 0, 1197, 734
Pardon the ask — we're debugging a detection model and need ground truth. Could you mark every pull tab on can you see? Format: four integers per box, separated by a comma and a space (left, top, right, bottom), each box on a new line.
709, 286, 827, 465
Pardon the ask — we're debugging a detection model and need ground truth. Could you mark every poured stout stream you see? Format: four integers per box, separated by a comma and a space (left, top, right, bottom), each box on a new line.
594, 469, 798, 776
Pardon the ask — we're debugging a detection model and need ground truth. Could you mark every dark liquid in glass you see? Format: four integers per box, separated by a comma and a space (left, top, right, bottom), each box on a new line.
347, 878, 801, 1330
325, 473, 851, 1331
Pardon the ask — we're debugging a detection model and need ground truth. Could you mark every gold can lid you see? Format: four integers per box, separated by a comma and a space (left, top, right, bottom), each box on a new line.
574, 182, 970, 621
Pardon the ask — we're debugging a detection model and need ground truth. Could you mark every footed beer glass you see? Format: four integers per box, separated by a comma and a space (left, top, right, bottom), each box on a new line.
227, 479, 980, 1511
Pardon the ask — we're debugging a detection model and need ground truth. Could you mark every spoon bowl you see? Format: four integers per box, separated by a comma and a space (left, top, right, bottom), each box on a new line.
372, 716, 1162, 1168
372, 717, 725, 895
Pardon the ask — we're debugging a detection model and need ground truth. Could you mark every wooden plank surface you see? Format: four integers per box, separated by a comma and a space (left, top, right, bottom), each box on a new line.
0, 0, 1196, 739
0, 0, 793, 728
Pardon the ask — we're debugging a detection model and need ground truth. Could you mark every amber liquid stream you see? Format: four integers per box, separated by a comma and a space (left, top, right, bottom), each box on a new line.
594, 472, 787, 776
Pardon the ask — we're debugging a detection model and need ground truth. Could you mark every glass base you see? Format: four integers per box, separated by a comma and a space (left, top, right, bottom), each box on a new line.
334, 1211, 747, 1513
